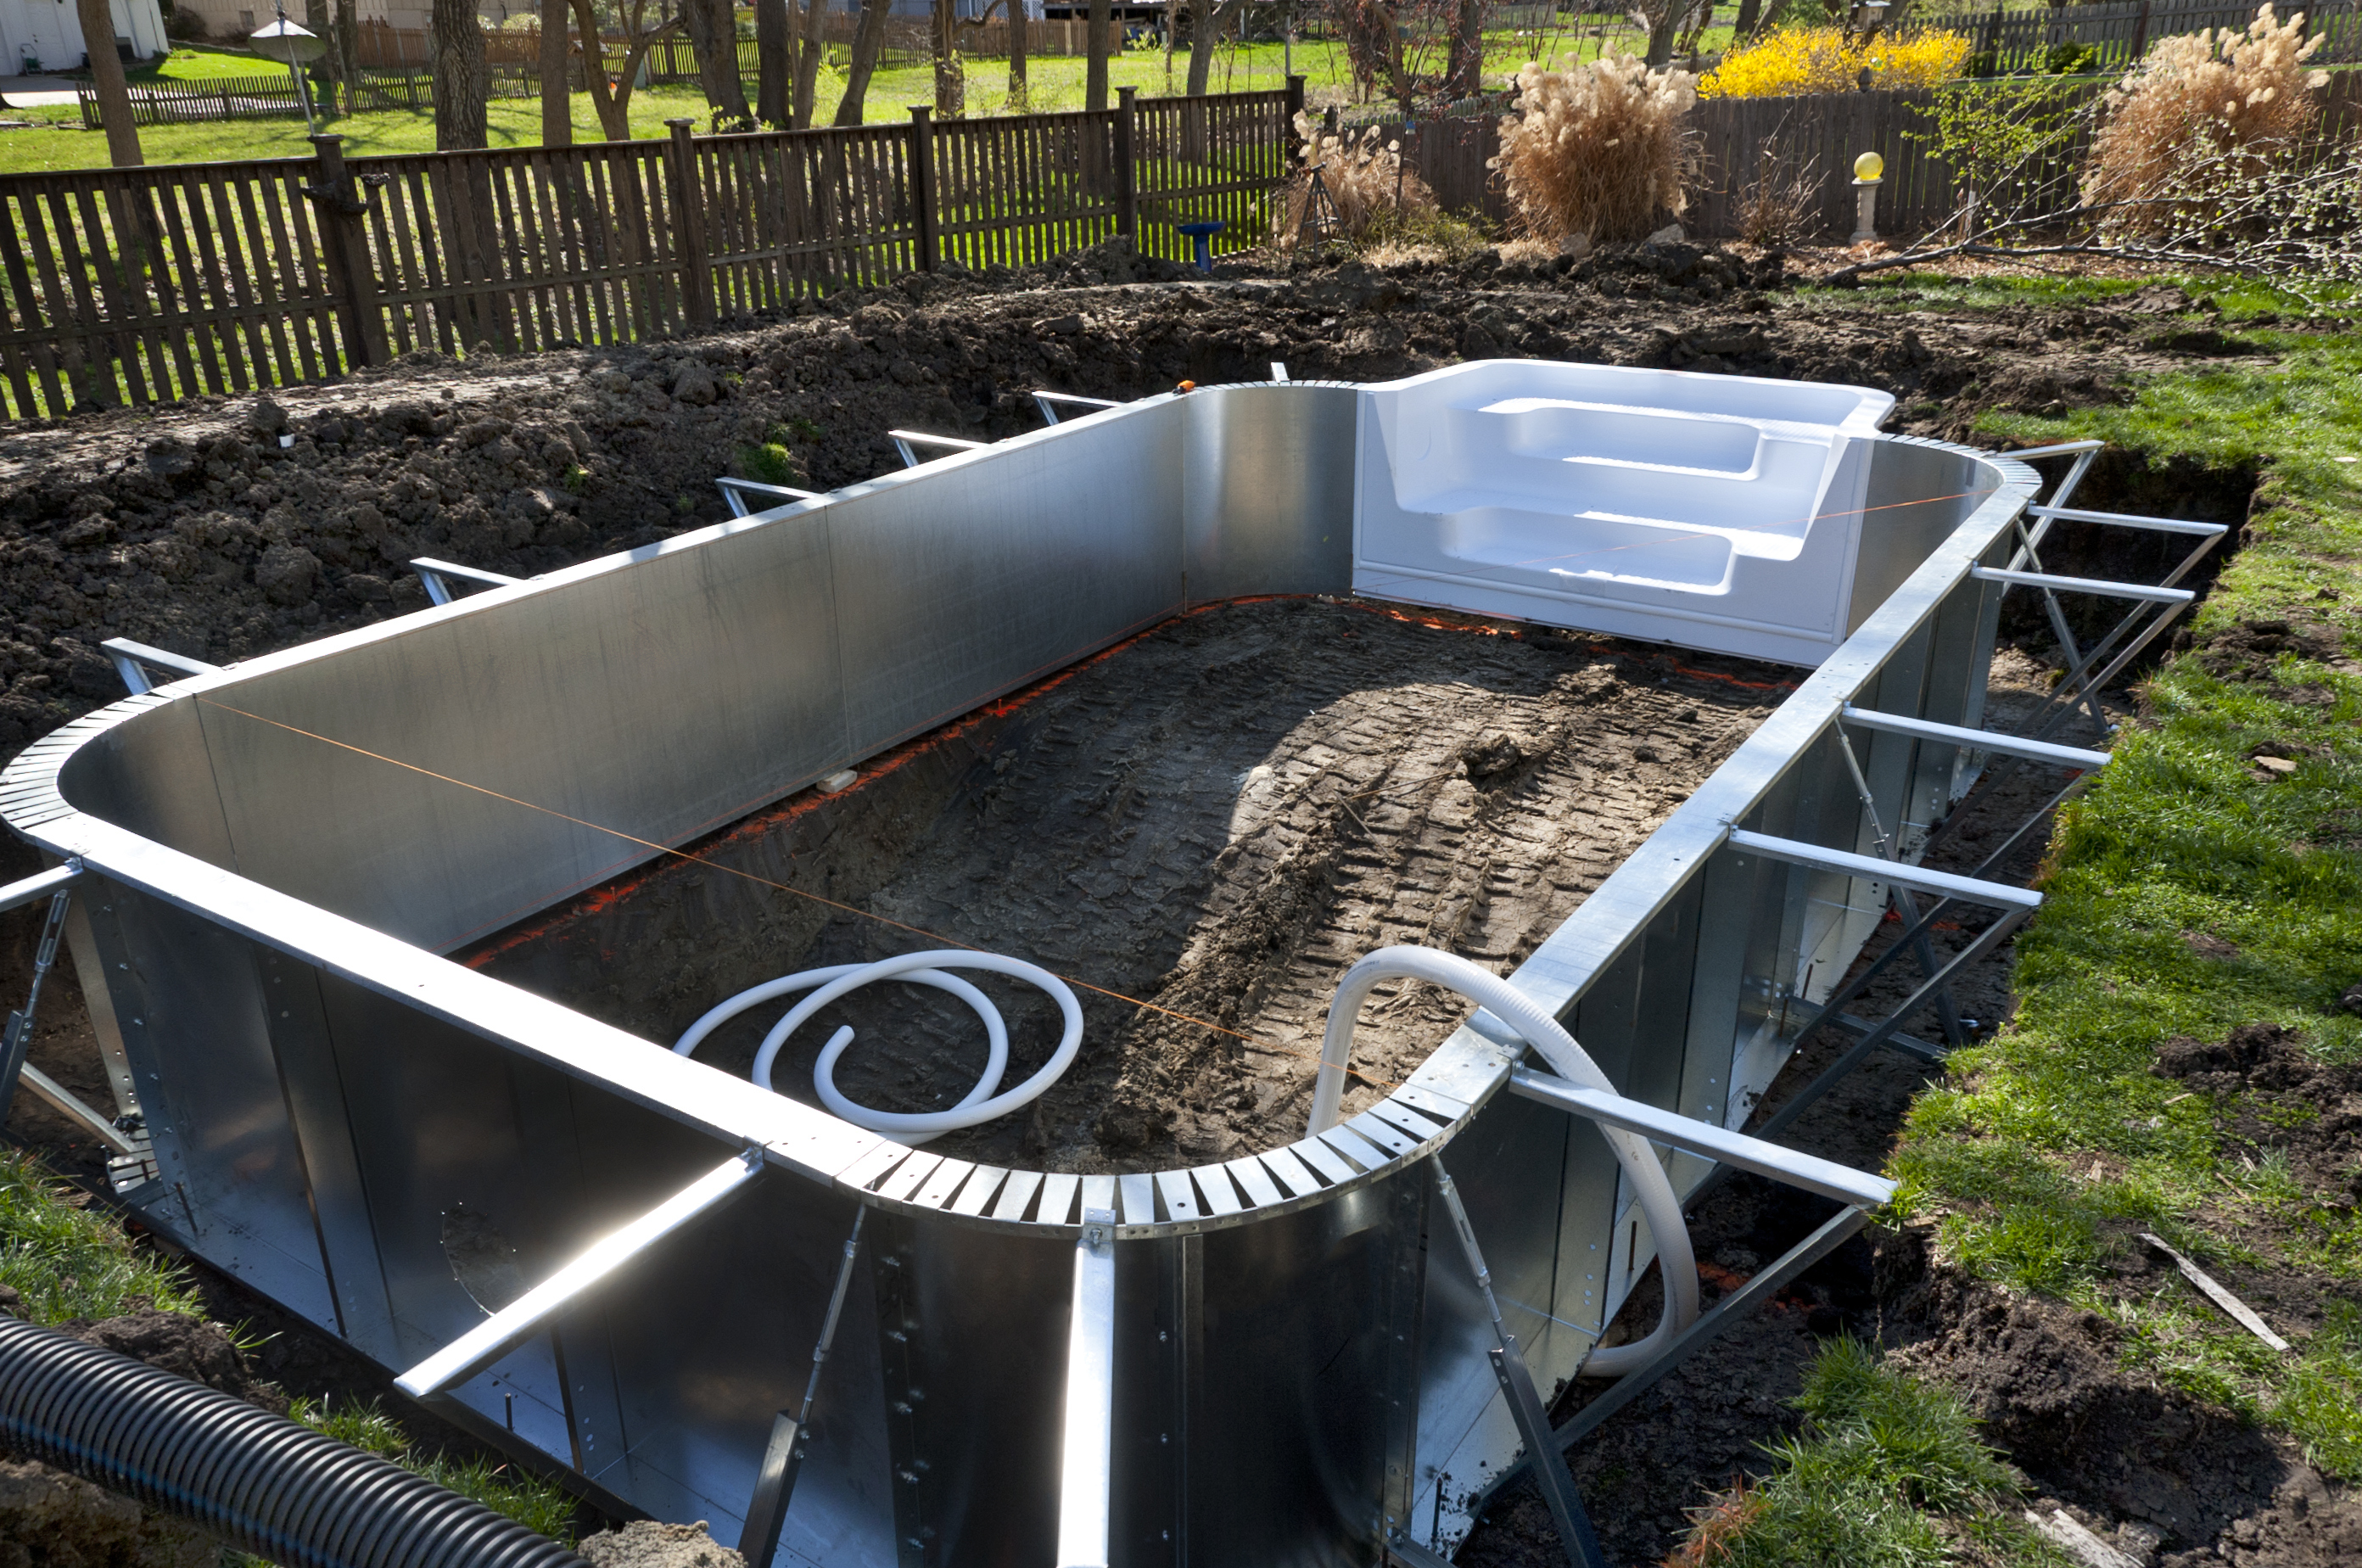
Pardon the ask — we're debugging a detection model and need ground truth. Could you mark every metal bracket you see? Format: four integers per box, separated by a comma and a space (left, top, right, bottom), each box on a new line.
99, 639, 220, 697
1837, 705, 2111, 772
716, 477, 821, 518
1723, 829, 2043, 912
739, 1208, 866, 1566
299, 169, 389, 216
888, 430, 990, 469
409, 557, 526, 607
1032, 390, 1123, 425
395, 1147, 765, 1398
1056, 1206, 1118, 1568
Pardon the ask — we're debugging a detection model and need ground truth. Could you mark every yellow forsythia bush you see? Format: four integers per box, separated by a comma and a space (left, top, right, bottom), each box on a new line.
2082, 3, 2330, 230
1492, 53, 1698, 243
1698, 26, 1973, 98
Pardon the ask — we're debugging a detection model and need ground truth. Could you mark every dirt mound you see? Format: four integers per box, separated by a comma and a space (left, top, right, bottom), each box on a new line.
2194, 617, 2344, 682
54, 1305, 288, 1414
0, 1458, 218, 1568
578, 1520, 745, 1568
1881, 1229, 2362, 1565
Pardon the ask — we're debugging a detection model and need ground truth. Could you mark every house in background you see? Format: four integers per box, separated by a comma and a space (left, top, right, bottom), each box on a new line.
1, 0, 168, 72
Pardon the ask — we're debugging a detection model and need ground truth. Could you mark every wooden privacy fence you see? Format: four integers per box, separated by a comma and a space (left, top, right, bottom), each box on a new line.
1390, 70, 2361, 239
79, 75, 314, 128
1910, 0, 2362, 73
0, 86, 1296, 420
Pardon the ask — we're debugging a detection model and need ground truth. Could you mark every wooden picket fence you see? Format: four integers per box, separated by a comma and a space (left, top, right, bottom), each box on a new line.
0, 86, 1295, 420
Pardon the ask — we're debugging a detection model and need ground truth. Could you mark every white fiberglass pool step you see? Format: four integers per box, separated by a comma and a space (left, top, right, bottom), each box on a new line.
1356, 361, 1897, 665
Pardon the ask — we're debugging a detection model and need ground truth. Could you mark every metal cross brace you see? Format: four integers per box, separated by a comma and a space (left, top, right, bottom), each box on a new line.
1434, 1159, 1606, 1568
0, 881, 76, 1128
739, 1207, 867, 1566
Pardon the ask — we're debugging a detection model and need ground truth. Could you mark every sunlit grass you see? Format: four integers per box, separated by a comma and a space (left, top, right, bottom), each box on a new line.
0, 1148, 204, 1324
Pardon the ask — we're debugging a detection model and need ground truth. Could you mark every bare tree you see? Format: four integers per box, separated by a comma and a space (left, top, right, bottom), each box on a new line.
572, 0, 681, 140
1008, 0, 1028, 109
686, 0, 753, 125
304, 0, 343, 115
540, 0, 574, 144
932, 0, 965, 116
336, 0, 360, 111
432, 0, 490, 149
1087, 0, 1112, 108
1443, 0, 1487, 102
756, 0, 791, 126
834, 0, 894, 123
1185, 0, 1247, 95
791, 0, 827, 126
75, 0, 143, 166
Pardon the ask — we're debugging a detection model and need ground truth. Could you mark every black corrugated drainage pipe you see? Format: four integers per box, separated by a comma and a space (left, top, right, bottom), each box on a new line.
0, 1313, 590, 1568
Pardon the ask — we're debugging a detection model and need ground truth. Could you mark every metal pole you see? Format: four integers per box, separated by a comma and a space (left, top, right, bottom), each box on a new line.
1055, 1206, 1117, 1568
738, 1207, 866, 1565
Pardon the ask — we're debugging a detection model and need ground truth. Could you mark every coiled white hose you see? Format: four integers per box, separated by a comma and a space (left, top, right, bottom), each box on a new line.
674, 950, 1083, 1144
1309, 944, 1699, 1376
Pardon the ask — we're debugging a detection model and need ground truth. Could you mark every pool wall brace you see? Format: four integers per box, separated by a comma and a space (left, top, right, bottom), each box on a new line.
0, 367, 2228, 1568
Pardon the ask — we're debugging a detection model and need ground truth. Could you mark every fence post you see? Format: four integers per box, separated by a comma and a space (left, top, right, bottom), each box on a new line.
1114, 86, 1137, 242
907, 106, 939, 272
665, 118, 715, 326
1285, 72, 1305, 134
2128, 0, 2152, 61
309, 134, 386, 371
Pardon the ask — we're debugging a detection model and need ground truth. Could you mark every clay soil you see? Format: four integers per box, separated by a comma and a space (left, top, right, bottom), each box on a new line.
0, 238, 2340, 1563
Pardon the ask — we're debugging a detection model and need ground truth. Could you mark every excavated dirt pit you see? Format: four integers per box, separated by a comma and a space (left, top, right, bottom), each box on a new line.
464, 596, 1793, 1174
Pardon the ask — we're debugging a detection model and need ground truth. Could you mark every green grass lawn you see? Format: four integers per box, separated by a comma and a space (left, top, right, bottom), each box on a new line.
0, 22, 1716, 174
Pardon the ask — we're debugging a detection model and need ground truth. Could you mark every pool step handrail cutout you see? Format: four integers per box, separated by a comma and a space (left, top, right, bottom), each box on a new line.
408, 556, 524, 607
98, 639, 218, 697
394, 1148, 764, 1399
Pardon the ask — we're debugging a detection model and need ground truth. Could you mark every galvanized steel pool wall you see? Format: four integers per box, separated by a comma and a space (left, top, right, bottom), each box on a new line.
0, 381, 2038, 1567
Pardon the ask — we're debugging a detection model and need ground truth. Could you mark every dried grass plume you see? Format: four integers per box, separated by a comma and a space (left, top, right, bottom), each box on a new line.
2082, 3, 2331, 232
1491, 53, 1699, 246
1273, 114, 1438, 250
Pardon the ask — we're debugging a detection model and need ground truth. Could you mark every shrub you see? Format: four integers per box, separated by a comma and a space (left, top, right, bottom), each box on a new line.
1699, 25, 1973, 98
2081, 4, 2331, 235
1490, 54, 1697, 244
1272, 115, 1436, 250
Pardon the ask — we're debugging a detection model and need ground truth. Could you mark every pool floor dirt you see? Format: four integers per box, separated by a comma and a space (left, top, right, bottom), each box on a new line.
468, 596, 1793, 1174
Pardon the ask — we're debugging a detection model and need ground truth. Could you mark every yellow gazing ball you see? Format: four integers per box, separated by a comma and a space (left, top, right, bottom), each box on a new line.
1854, 151, 1885, 181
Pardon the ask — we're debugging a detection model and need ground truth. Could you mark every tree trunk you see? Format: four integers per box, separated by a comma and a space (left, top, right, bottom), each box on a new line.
687, 0, 752, 123
1007, 0, 1027, 108
1086, 0, 1111, 109
790, 0, 826, 127
431, 0, 489, 150
1644, 6, 1681, 68
337, 0, 360, 114
1445, 0, 1486, 102
540, 0, 573, 144
932, 0, 964, 117
75, 0, 142, 166
1187, 0, 1244, 95
834, 0, 893, 123
574, 0, 633, 140
1732, 0, 1763, 40
304, 0, 341, 115
756, 0, 790, 126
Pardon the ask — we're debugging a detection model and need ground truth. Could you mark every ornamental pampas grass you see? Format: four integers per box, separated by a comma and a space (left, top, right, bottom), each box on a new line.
1272, 115, 1437, 249
2082, 3, 2331, 232
1491, 54, 1698, 245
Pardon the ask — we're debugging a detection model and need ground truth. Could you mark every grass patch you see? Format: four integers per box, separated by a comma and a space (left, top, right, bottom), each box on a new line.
1866, 272, 2362, 1481
1668, 1338, 2055, 1567
0, 1148, 204, 1324
288, 1397, 579, 1543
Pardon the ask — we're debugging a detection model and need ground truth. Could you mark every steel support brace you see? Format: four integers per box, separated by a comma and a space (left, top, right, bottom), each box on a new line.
716, 478, 822, 519
1435, 1160, 1604, 1568
0, 877, 77, 1128
739, 1209, 867, 1567
888, 431, 991, 469
1033, 391, 1124, 425
395, 1149, 765, 1398
409, 557, 525, 608
99, 640, 219, 697
1056, 1207, 1118, 1568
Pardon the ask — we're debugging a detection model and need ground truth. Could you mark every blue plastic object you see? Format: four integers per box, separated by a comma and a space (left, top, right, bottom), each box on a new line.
1176, 220, 1226, 274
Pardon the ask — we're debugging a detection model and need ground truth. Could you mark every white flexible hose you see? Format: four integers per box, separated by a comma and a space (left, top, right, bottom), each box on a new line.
1308, 944, 1699, 1376
673, 951, 1084, 1144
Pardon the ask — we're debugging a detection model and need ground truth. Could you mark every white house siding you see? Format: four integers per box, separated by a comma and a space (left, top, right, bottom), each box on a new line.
1, 0, 169, 70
